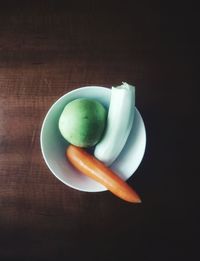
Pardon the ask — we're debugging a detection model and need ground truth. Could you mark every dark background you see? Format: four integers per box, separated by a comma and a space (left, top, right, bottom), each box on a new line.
0, 1, 199, 260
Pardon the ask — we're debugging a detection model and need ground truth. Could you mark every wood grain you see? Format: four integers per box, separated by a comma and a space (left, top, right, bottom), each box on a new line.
0, 1, 199, 260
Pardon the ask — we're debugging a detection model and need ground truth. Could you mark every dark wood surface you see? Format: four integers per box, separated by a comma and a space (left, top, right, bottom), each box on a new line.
0, 1, 199, 260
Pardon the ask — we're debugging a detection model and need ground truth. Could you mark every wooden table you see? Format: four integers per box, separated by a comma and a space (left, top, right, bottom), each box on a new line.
0, 1, 198, 260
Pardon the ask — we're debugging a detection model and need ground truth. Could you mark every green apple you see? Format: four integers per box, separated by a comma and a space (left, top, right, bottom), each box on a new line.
58, 98, 107, 147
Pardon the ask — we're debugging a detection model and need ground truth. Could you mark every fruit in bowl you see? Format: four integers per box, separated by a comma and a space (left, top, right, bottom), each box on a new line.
59, 98, 107, 148
40, 83, 146, 202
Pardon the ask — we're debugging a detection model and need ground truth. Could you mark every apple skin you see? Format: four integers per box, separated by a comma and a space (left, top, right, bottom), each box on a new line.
58, 98, 107, 147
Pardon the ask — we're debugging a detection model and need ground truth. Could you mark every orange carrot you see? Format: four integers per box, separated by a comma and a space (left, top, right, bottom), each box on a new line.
66, 145, 141, 203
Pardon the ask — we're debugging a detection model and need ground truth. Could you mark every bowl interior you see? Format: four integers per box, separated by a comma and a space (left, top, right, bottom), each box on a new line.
40, 86, 146, 192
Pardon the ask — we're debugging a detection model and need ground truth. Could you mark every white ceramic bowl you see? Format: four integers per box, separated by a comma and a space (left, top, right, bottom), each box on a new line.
40, 86, 146, 192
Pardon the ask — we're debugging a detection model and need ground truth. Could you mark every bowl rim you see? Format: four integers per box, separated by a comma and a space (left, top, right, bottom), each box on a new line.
40, 86, 146, 192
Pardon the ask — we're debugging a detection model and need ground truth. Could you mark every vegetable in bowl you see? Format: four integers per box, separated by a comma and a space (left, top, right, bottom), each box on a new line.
59, 98, 107, 148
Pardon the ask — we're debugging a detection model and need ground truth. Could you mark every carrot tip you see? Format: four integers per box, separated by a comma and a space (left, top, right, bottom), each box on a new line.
131, 196, 142, 204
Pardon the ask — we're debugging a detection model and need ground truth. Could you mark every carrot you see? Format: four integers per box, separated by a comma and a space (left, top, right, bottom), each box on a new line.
66, 145, 141, 203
